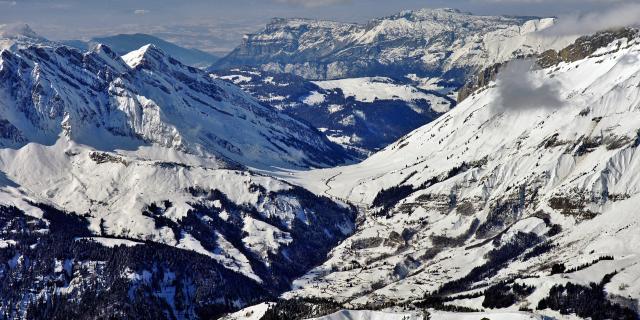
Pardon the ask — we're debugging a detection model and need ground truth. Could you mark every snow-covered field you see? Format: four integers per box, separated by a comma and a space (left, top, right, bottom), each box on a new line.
222, 303, 274, 320
312, 77, 452, 114
314, 77, 443, 103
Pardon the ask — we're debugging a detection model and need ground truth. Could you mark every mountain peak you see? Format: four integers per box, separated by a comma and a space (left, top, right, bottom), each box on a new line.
0, 23, 41, 39
122, 43, 166, 68
0, 23, 50, 51
91, 43, 117, 57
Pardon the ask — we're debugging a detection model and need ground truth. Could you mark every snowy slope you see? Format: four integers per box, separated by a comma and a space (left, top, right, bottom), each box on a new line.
280, 30, 640, 317
221, 302, 273, 320
0, 137, 356, 312
309, 309, 543, 320
0, 28, 348, 170
0, 26, 357, 318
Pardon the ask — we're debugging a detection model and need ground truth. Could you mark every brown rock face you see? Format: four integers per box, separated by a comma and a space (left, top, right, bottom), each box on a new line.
457, 62, 505, 102
458, 28, 639, 103
538, 28, 638, 68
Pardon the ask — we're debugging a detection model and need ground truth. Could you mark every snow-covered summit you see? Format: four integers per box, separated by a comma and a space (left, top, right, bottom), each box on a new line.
0, 23, 48, 51
121, 43, 157, 67
0, 31, 358, 317
64, 33, 220, 68
0, 33, 348, 169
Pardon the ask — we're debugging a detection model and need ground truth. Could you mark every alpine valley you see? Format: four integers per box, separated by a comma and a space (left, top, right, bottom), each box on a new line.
210, 8, 572, 157
0, 6, 638, 320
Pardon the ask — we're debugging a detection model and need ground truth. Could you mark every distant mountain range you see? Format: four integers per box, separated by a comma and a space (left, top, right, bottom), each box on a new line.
212, 8, 572, 85
64, 33, 220, 68
206, 8, 577, 160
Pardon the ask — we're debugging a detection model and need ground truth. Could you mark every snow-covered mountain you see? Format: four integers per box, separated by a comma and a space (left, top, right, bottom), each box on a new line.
0, 25, 357, 318
2, 12, 640, 320
206, 8, 581, 165
275, 29, 640, 319
64, 33, 220, 68
213, 8, 571, 85
212, 68, 455, 157
209, 8, 575, 162
0, 27, 348, 170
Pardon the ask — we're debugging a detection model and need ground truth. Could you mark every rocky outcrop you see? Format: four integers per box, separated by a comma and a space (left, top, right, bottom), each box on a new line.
458, 28, 639, 102
537, 28, 639, 68
457, 62, 505, 102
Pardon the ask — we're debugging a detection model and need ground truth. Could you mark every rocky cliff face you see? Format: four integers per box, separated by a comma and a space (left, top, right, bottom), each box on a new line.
456, 61, 506, 102
213, 8, 564, 85
458, 28, 640, 102
537, 27, 639, 67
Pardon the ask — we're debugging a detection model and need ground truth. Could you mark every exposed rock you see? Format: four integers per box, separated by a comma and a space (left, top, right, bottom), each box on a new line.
537, 28, 639, 68
458, 28, 639, 103
213, 9, 556, 85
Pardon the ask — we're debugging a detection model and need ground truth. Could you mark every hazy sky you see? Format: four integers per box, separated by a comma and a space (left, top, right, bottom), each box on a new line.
1, 0, 638, 54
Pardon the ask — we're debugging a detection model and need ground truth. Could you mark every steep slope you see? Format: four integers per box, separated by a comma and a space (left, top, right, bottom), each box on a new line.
212, 68, 454, 157
64, 33, 220, 68
213, 8, 571, 84
0, 33, 348, 170
0, 27, 356, 318
282, 30, 640, 318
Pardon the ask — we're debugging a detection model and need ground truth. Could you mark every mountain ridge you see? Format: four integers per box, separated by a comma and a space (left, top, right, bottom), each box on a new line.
64, 33, 220, 68
0, 27, 358, 318
0, 31, 349, 170
212, 8, 571, 85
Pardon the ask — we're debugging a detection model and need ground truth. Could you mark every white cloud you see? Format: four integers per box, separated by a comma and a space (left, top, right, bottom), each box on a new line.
493, 60, 564, 112
543, 2, 640, 36
273, 0, 350, 8
134, 9, 151, 15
